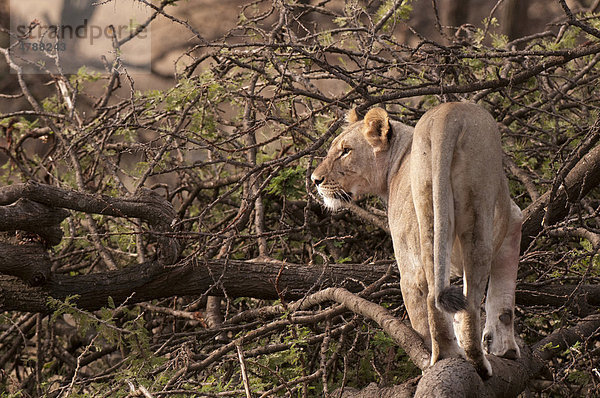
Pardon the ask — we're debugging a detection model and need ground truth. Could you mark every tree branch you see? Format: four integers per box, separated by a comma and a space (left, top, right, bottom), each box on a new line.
0, 258, 396, 312
300, 287, 429, 370
412, 314, 600, 397
0, 181, 179, 264
521, 141, 600, 251
0, 198, 68, 246
2, 252, 599, 316
0, 243, 51, 286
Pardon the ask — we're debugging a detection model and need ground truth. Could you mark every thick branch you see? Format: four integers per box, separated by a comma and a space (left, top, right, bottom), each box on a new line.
517, 283, 600, 313
0, 181, 173, 226
0, 181, 179, 264
301, 287, 429, 369
413, 314, 600, 398
414, 349, 542, 398
0, 258, 396, 313
521, 142, 600, 251
0, 243, 51, 286
1, 253, 598, 315
336, 381, 417, 398
533, 313, 600, 360
0, 198, 69, 230
0, 198, 68, 246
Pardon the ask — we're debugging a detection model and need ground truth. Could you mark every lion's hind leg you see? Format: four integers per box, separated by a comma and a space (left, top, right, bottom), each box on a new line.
483, 201, 521, 360
410, 138, 462, 366
419, 226, 464, 366
454, 196, 494, 379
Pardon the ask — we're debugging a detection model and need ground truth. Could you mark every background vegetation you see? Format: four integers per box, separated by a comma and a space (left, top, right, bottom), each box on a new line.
1, 0, 600, 396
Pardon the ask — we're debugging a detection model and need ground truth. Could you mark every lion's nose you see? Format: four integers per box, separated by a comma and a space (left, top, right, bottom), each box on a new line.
311, 174, 324, 186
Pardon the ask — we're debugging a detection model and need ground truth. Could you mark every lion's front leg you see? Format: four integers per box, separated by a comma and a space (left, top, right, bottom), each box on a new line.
399, 267, 430, 344
426, 291, 464, 365
483, 202, 522, 360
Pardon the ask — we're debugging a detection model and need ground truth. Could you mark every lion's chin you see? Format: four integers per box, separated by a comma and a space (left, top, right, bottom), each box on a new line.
321, 195, 344, 211
318, 190, 353, 211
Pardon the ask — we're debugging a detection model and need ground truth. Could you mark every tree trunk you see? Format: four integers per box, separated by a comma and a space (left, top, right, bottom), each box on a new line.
503, 0, 530, 41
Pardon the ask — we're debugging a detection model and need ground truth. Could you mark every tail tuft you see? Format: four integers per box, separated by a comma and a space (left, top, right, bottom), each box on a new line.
437, 286, 467, 313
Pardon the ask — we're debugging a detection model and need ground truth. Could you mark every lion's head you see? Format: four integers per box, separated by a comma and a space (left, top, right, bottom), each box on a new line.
311, 108, 392, 210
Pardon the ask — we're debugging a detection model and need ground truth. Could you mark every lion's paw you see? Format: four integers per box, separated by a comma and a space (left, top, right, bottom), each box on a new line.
482, 328, 521, 360
473, 356, 493, 379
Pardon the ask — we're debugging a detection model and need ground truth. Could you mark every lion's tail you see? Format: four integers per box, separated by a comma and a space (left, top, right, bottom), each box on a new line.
437, 285, 467, 312
431, 113, 467, 314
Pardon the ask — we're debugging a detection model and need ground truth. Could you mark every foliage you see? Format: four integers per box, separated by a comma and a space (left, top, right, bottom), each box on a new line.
1, 0, 600, 396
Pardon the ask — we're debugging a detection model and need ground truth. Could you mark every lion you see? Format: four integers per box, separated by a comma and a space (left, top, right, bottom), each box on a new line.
311, 102, 522, 378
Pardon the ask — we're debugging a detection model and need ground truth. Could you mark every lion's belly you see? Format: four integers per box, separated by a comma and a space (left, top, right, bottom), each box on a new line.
387, 182, 423, 277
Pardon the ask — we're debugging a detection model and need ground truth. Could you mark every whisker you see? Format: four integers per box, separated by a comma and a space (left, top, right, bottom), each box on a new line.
336, 190, 352, 202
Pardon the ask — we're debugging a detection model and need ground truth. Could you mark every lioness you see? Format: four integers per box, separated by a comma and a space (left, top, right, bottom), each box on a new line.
311, 103, 521, 378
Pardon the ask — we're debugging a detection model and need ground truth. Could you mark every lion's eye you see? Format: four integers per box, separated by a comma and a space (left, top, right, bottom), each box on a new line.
340, 147, 351, 157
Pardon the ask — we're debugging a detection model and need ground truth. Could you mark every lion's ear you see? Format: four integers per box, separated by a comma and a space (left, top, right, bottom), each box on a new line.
346, 108, 359, 123
363, 107, 390, 152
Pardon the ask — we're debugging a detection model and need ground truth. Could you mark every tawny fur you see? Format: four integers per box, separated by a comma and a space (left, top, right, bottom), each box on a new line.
311, 103, 522, 378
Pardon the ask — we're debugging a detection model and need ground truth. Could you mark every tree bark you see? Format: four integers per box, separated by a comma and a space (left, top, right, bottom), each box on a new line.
0, 181, 179, 263
341, 315, 600, 397
0, 257, 397, 312
336, 381, 418, 398
1, 253, 598, 315
521, 142, 600, 251
0, 198, 68, 246
0, 243, 51, 286
414, 347, 543, 398
516, 283, 600, 314
0, 181, 173, 225
410, 314, 600, 398
0, 198, 69, 230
